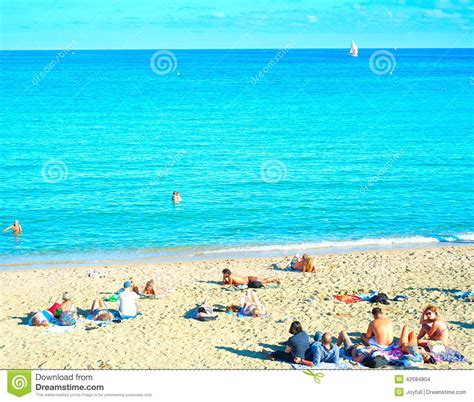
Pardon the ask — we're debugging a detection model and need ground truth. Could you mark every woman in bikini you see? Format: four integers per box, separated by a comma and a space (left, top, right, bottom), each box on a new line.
398, 324, 437, 364
90, 298, 114, 321
417, 304, 448, 346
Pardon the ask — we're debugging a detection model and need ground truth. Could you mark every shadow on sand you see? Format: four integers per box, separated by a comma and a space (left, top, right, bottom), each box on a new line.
216, 346, 266, 361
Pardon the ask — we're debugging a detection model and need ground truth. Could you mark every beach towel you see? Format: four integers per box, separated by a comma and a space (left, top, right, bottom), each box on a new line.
223, 284, 280, 291
355, 291, 378, 301
291, 361, 352, 370
335, 295, 362, 304
434, 347, 466, 363
453, 291, 474, 300
236, 312, 269, 318
47, 321, 82, 333
368, 338, 397, 352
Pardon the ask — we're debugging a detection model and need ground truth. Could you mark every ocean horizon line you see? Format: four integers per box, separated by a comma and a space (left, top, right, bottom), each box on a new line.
1, 47, 473, 52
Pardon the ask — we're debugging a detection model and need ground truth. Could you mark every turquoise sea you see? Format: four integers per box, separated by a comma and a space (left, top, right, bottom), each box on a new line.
0, 48, 473, 268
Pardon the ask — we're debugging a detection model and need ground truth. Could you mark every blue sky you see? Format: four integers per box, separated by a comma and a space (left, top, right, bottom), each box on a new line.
1, 0, 472, 49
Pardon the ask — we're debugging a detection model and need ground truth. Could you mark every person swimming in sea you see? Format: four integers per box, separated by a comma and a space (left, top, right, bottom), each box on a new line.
172, 191, 182, 203
3, 219, 22, 234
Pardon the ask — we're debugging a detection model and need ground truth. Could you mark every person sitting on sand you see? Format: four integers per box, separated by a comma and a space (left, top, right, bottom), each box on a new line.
90, 298, 114, 321
361, 307, 395, 350
305, 332, 339, 366
118, 281, 140, 317
143, 279, 156, 295
417, 304, 448, 346
241, 289, 266, 317
222, 269, 280, 286
172, 191, 182, 203
57, 292, 78, 326
397, 324, 437, 365
3, 219, 22, 234
336, 331, 389, 368
265, 321, 310, 364
290, 254, 315, 272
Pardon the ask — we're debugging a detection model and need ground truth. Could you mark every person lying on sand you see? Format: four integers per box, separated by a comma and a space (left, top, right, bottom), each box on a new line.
195, 301, 217, 321
336, 331, 389, 368
29, 303, 58, 327
3, 219, 22, 234
417, 304, 448, 346
305, 332, 339, 366
241, 289, 266, 317
361, 307, 395, 350
264, 321, 311, 364
90, 298, 114, 321
143, 279, 156, 295
398, 324, 437, 364
221, 269, 281, 286
290, 254, 315, 272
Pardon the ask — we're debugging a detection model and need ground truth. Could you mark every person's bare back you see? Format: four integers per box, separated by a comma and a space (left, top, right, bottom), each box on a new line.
225, 273, 249, 285
370, 316, 394, 346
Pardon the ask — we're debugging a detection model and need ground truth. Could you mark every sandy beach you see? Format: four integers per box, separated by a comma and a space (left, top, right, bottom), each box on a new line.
0, 245, 472, 370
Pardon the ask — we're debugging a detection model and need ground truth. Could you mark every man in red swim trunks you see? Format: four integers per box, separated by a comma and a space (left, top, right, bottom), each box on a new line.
222, 269, 281, 286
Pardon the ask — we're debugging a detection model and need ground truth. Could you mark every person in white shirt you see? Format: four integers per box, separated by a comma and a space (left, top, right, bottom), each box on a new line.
118, 281, 140, 317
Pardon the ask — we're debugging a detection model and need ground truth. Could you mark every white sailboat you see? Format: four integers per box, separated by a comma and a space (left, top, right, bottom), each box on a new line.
349, 40, 358, 57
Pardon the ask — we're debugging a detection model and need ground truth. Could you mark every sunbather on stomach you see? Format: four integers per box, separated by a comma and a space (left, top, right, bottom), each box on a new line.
221, 269, 280, 285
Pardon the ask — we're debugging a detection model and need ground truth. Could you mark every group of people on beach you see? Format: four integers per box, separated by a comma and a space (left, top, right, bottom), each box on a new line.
29, 278, 161, 327
266, 305, 449, 367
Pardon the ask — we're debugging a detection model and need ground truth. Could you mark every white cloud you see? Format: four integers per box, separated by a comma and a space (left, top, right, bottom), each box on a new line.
307, 15, 319, 23
212, 11, 225, 18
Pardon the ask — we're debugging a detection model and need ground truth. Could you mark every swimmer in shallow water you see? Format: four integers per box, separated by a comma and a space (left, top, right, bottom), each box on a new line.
3, 220, 22, 234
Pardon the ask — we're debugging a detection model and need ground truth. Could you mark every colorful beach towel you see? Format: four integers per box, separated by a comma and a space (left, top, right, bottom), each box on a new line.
335, 295, 362, 304
291, 361, 352, 370
435, 347, 466, 363
47, 321, 82, 333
